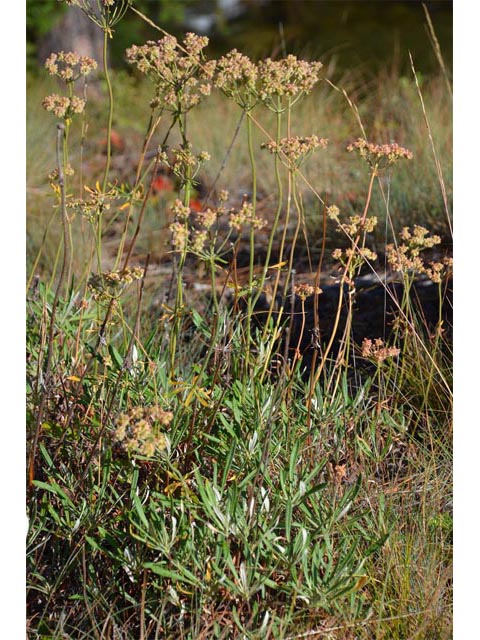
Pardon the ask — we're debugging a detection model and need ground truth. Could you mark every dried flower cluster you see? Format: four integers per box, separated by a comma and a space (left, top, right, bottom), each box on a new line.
361, 338, 401, 363
327, 206, 378, 236
294, 284, 323, 300
126, 34, 215, 113
261, 135, 328, 168
169, 199, 219, 255
161, 145, 210, 183
425, 257, 453, 284
386, 225, 446, 279
67, 183, 122, 221
88, 267, 144, 301
213, 51, 322, 110
213, 49, 258, 109
257, 55, 322, 107
113, 405, 172, 458
45, 51, 97, 81
42, 94, 86, 119
43, 50, 97, 121
332, 246, 378, 265
347, 138, 413, 170
228, 201, 267, 232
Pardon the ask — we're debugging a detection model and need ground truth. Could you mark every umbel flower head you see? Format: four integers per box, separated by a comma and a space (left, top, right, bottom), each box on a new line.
361, 338, 400, 364
261, 135, 328, 169
45, 51, 97, 82
347, 138, 413, 171
386, 225, 445, 279
257, 55, 322, 109
126, 34, 215, 113
213, 49, 258, 110
113, 405, 172, 458
294, 283, 323, 301
42, 94, 86, 119
213, 51, 322, 111
88, 267, 144, 302
61, 1, 131, 32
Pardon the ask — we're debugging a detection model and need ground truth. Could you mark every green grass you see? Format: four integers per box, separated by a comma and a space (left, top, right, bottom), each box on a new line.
27, 9, 452, 638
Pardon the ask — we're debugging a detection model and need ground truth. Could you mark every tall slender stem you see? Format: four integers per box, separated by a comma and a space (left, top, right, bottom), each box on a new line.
28, 123, 70, 487
96, 29, 114, 273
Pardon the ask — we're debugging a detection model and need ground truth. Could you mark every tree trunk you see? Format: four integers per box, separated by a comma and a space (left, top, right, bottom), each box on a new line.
38, 5, 104, 65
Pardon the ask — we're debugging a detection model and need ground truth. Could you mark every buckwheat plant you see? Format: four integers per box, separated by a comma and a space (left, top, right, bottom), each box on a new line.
42, 49, 99, 293
213, 51, 262, 335
256, 58, 322, 285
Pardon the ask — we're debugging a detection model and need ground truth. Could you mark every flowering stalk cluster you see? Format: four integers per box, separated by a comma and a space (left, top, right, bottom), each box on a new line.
327, 205, 378, 236
113, 405, 172, 458
327, 205, 378, 274
126, 34, 216, 113
169, 193, 267, 257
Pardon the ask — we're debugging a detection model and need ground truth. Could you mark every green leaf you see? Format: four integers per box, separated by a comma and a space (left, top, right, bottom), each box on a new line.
109, 344, 124, 370
144, 562, 199, 587
132, 492, 149, 529
33, 480, 74, 508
